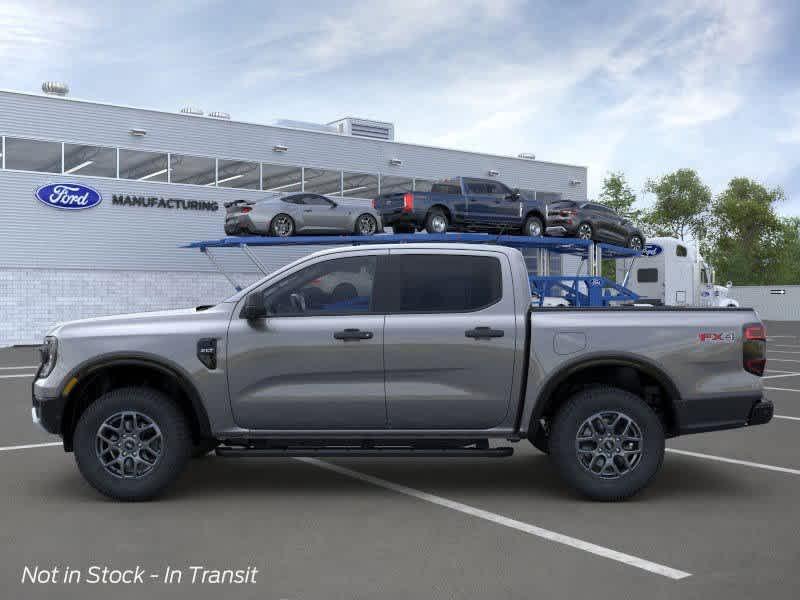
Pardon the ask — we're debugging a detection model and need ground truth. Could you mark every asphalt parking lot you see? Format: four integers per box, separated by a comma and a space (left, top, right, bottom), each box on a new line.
2, 322, 800, 600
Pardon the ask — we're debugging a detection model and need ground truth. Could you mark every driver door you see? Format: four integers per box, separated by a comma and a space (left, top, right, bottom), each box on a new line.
300, 194, 341, 232
226, 251, 389, 430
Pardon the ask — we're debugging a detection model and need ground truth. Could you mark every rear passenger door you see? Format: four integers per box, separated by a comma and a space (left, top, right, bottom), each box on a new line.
463, 180, 492, 227
383, 250, 517, 429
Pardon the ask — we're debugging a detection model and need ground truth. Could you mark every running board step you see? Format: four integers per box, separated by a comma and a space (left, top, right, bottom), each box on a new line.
215, 447, 514, 458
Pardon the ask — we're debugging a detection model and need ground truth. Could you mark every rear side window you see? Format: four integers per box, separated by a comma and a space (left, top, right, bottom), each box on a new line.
430, 184, 461, 195
637, 268, 659, 283
391, 255, 502, 313
676, 245, 688, 257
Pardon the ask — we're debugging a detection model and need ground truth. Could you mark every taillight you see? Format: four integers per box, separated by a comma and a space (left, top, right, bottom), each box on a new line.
402, 193, 414, 213
241, 207, 252, 214
743, 322, 766, 376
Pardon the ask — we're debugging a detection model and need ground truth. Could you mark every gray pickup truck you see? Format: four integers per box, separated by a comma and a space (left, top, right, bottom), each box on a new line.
32, 243, 772, 501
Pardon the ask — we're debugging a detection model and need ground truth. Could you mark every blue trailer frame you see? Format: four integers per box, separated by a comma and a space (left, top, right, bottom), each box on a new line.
183, 233, 641, 307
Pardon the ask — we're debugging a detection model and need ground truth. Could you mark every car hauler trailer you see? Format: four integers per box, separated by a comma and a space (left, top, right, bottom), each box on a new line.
184, 233, 642, 307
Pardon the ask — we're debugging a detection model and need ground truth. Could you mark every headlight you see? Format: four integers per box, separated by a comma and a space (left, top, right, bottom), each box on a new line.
38, 336, 58, 378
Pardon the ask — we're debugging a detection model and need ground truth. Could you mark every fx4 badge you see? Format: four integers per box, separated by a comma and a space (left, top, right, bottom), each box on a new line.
698, 331, 736, 343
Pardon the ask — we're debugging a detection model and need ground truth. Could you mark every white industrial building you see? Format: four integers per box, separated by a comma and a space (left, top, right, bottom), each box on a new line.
0, 85, 588, 346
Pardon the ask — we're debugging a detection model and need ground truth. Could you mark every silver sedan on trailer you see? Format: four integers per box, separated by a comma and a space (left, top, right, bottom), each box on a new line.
224, 193, 383, 237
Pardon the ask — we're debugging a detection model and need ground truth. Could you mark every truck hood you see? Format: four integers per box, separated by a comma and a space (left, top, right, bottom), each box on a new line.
46, 305, 231, 339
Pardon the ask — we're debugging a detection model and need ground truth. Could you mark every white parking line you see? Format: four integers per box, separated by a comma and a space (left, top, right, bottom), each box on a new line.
766, 358, 800, 364
771, 345, 800, 350
775, 415, 800, 422
0, 442, 61, 453
0, 373, 36, 379
766, 387, 800, 393
762, 372, 800, 380
666, 448, 800, 476
0, 365, 39, 370
297, 457, 691, 580
769, 350, 800, 355
765, 369, 799, 375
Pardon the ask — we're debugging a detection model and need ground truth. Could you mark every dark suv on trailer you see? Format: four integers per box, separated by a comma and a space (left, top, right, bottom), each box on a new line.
547, 200, 645, 249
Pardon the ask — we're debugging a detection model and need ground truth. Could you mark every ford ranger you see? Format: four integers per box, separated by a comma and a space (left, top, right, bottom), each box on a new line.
32, 243, 772, 501
374, 177, 548, 236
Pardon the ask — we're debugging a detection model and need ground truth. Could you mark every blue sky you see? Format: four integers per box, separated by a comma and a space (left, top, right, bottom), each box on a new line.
3, 0, 800, 214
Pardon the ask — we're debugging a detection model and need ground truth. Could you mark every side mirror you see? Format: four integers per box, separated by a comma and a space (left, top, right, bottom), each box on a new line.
508, 188, 521, 200
240, 292, 267, 320
329, 201, 338, 208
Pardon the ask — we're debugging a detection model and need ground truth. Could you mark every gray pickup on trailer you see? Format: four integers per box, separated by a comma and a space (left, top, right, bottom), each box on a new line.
32, 242, 772, 501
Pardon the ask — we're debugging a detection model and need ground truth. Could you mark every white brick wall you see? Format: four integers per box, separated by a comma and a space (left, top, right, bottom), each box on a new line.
0, 268, 260, 346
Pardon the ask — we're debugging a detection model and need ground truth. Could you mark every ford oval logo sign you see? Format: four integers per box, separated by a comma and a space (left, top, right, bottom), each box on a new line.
35, 183, 102, 210
642, 244, 663, 257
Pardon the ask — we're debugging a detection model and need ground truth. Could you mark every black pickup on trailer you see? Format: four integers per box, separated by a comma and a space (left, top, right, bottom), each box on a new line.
373, 176, 549, 236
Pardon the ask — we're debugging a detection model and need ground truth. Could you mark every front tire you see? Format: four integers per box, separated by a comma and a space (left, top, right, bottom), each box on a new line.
523, 215, 544, 237
270, 214, 295, 237
73, 387, 192, 501
425, 209, 449, 234
548, 386, 664, 501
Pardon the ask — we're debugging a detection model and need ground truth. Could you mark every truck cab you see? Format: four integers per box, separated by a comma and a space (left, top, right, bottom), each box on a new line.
618, 237, 739, 307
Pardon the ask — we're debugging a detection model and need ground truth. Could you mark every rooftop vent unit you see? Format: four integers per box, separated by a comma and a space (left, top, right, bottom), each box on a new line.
208, 111, 231, 120
271, 119, 337, 134
180, 106, 204, 116
42, 81, 69, 96
329, 117, 395, 141
518, 152, 536, 160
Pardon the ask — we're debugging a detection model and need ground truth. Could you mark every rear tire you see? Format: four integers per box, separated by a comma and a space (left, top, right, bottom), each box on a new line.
425, 209, 449, 234
73, 387, 192, 501
270, 214, 295, 237
355, 213, 379, 235
576, 222, 593, 240
523, 215, 544, 237
548, 385, 664, 501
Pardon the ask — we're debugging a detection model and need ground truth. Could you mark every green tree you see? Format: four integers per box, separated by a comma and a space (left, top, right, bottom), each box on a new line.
642, 169, 711, 241
598, 171, 640, 220
706, 178, 788, 285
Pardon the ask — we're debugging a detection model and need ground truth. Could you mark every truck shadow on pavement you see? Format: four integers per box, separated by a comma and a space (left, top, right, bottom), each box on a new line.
37, 452, 761, 503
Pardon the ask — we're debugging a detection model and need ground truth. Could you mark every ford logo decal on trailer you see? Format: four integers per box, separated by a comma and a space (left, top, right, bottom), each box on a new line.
642, 244, 662, 257
35, 183, 103, 210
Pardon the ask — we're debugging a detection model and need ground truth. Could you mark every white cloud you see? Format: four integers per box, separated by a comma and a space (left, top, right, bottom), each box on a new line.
0, 1, 93, 71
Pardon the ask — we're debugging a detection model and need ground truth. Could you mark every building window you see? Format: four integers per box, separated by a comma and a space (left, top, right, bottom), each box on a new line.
170, 154, 216, 186
380, 176, 413, 195
119, 149, 168, 182
342, 171, 379, 198
63, 143, 117, 177
217, 159, 260, 189
4, 137, 61, 173
304, 167, 342, 195
262, 163, 302, 192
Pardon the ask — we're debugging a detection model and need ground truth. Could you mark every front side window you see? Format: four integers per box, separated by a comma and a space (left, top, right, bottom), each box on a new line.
430, 183, 461, 195
700, 269, 709, 284
304, 194, 334, 206
262, 256, 377, 316
466, 181, 487, 194
392, 254, 502, 313
4, 137, 61, 173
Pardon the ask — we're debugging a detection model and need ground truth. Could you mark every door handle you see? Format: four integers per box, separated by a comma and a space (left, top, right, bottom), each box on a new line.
304, 209, 313, 213
465, 327, 504, 339
333, 328, 374, 341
